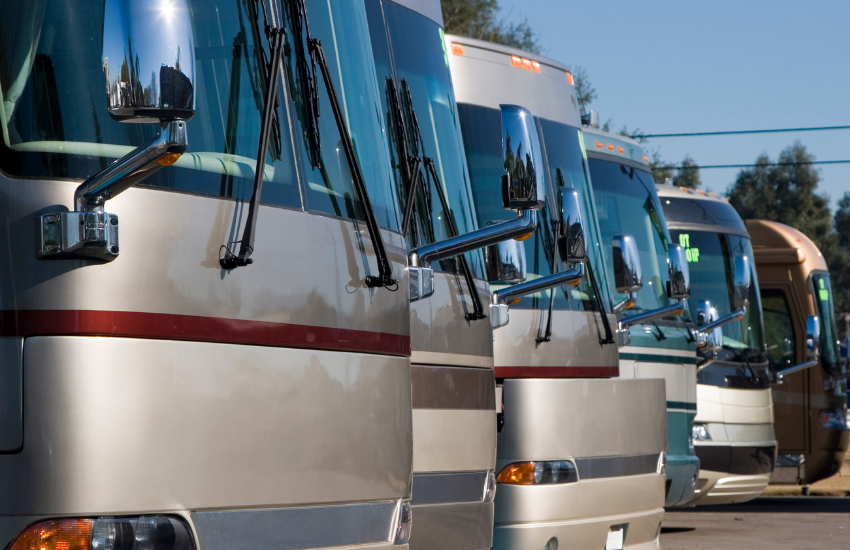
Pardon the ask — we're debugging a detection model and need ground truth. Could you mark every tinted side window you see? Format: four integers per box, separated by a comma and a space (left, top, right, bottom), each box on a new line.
762, 289, 796, 370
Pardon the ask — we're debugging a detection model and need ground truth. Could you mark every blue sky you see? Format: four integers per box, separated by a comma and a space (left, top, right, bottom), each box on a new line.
497, 0, 850, 209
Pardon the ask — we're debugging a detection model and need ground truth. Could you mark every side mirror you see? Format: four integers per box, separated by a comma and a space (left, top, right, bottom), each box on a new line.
38, 0, 195, 263
612, 234, 643, 294
667, 244, 691, 300
732, 254, 751, 309
806, 314, 821, 361
486, 239, 527, 284
558, 187, 588, 264
698, 300, 723, 352
500, 104, 546, 212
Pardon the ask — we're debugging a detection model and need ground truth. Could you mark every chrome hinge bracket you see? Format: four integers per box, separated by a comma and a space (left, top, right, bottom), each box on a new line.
38, 211, 119, 262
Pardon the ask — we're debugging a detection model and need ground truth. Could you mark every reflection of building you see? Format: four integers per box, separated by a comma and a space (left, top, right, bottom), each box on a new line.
159, 64, 193, 110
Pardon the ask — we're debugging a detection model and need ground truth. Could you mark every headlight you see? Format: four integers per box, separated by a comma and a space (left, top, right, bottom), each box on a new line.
496, 460, 578, 485
692, 423, 712, 441
10, 517, 194, 550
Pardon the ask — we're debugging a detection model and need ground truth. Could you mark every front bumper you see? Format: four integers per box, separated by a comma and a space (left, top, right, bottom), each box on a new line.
690, 470, 772, 506
664, 453, 700, 508
492, 473, 665, 550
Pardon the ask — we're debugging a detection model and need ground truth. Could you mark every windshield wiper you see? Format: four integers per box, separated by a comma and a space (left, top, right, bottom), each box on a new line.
389, 78, 484, 320
275, 0, 396, 288
221, 0, 285, 269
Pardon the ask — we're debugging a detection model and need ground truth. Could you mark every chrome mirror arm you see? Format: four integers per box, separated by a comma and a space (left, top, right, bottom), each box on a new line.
612, 293, 637, 315
773, 359, 819, 384
407, 210, 536, 302
696, 307, 746, 336
618, 299, 686, 329
489, 263, 584, 329
75, 121, 188, 211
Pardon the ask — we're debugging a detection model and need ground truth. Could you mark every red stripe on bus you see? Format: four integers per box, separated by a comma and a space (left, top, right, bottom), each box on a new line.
495, 366, 619, 378
0, 310, 410, 357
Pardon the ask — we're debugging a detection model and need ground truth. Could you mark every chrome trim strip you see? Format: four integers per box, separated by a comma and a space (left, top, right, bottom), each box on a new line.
575, 453, 660, 480
411, 351, 494, 369
191, 502, 395, 550
412, 472, 488, 505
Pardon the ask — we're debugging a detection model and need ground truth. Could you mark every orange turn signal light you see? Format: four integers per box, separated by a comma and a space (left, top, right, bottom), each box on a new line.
451, 42, 464, 56
11, 519, 92, 550
566, 72, 574, 85
509, 298, 522, 305
513, 232, 533, 241
496, 462, 536, 485
157, 152, 182, 166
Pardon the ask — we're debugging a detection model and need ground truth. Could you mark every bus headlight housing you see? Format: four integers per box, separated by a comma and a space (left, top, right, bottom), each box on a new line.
692, 423, 712, 441
11, 517, 194, 550
496, 461, 578, 485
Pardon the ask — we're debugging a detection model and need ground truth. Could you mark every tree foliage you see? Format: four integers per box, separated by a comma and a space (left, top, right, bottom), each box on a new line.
442, 0, 541, 53
647, 150, 701, 188
726, 143, 850, 332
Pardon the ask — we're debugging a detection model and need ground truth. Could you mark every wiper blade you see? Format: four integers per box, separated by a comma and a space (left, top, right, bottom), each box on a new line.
221, 0, 285, 269
282, 0, 396, 288
394, 79, 485, 320
386, 78, 422, 239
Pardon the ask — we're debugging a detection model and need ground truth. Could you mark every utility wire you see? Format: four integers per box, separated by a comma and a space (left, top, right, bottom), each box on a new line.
657, 159, 850, 170
632, 125, 850, 139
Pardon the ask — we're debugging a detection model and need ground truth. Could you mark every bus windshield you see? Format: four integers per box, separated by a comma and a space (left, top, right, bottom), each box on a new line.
457, 103, 609, 312
669, 229, 766, 360
812, 272, 840, 371
0, 0, 401, 230
365, 0, 483, 275
589, 159, 673, 318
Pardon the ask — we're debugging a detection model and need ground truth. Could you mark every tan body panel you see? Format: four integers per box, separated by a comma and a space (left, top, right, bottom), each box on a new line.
746, 219, 849, 484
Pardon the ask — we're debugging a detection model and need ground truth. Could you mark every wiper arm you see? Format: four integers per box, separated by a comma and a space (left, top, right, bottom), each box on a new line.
282, 0, 396, 288
221, 0, 285, 269
397, 80, 485, 320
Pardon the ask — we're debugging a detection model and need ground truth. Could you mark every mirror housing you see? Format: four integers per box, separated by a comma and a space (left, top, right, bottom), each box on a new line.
612, 234, 643, 294
500, 104, 546, 211
558, 187, 588, 264
732, 254, 751, 309
486, 239, 527, 284
37, 0, 195, 263
667, 244, 691, 300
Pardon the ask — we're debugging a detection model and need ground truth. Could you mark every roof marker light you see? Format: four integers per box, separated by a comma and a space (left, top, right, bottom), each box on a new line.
607, 144, 615, 151
643, 155, 649, 162
532, 61, 541, 73
595, 141, 604, 149
617, 146, 625, 154
511, 56, 523, 68
521, 58, 534, 71
451, 43, 464, 56
566, 72, 574, 85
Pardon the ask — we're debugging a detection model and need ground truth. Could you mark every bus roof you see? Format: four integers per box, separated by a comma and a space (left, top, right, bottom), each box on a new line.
656, 183, 748, 236
746, 219, 829, 272
582, 126, 650, 168
386, 0, 443, 25
445, 34, 580, 127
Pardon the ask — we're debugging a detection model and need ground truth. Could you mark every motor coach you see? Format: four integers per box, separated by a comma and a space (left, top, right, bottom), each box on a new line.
746, 220, 849, 485
658, 185, 776, 505
450, 36, 668, 550
365, 1, 543, 547
582, 125, 699, 508
0, 0, 415, 548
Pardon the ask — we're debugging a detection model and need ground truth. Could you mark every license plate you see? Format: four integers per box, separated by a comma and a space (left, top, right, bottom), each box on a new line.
606, 527, 625, 550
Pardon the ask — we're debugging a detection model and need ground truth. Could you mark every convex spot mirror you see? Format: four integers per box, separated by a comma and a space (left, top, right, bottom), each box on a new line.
486, 239, 527, 284
558, 187, 588, 264
500, 104, 546, 212
103, 0, 196, 123
667, 244, 691, 300
732, 254, 750, 309
612, 234, 642, 294
806, 314, 821, 361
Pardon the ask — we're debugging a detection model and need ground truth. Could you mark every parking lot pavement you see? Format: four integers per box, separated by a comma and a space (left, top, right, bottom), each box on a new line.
661, 497, 850, 550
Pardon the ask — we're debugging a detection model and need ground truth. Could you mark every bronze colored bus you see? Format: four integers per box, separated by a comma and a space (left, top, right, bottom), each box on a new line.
747, 220, 850, 485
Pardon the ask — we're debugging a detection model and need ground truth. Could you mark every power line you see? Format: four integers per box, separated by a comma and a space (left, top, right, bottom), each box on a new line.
657, 159, 850, 170
632, 125, 850, 139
